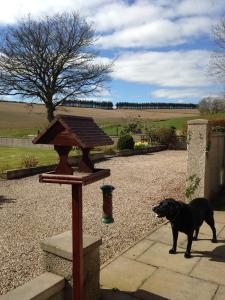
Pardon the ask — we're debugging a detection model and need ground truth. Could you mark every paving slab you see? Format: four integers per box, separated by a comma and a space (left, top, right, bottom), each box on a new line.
146, 223, 187, 246
178, 234, 225, 259
199, 222, 224, 237
137, 242, 199, 274
100, 256, 157, 292
214, 211, 225, 224
213, 285, 225, 300
135, 268, 217, 300
218, 226, 225, 238
191, 257, 225, 285
123, 239, 155, 260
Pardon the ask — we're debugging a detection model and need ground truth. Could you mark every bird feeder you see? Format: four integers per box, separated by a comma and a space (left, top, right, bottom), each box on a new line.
32, 114, 113, 300
100, 185, 115, 224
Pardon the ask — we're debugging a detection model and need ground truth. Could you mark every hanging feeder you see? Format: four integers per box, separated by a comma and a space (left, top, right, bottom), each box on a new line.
32, 114, 114, 300
100, 185, 115, 224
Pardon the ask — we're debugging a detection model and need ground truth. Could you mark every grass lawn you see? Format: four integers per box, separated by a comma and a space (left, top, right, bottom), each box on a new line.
0, 146, 80, 172
153, 112, 225, 130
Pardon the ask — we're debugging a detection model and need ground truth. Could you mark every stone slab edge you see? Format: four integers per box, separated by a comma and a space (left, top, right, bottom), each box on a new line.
0, 272, 64, 300
41, 231, 102, 261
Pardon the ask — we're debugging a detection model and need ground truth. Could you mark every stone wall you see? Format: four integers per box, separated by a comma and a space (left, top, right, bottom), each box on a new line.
187, 119, 225, 201
0, 232, 102, 300
41, 231, 102, 300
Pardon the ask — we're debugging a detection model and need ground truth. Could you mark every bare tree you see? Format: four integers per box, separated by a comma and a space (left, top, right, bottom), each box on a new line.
0, 13, 111, 122
210, 18, 225, 86
199, 97, 225, 114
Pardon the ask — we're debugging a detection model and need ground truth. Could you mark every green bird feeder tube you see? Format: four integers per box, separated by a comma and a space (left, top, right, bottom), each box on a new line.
100, 185, 115, 224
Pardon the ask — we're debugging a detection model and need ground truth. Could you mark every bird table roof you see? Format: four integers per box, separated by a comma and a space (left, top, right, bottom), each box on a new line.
32, 114, 114, 148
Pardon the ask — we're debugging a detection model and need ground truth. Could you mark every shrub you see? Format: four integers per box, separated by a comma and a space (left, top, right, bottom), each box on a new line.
134, 141, 149, 150
117, 134, 134, 150
156, 127, 177, 146
103, 147, 116, 155
181, 123, 188, 137
20, 155, 39, 168
120, 120, 143, 135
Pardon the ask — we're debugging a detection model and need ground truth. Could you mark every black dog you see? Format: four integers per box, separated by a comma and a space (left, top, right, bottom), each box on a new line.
152, 198, 217, 258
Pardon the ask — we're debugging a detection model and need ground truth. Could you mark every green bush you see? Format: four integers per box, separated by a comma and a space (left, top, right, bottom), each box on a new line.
157, 127, 177, 146
103, 147, 116, 155
117, 134, 134, 150
134, 141, 149, 150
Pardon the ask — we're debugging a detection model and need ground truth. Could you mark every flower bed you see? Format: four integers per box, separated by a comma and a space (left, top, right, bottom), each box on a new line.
116, 145, 167, 156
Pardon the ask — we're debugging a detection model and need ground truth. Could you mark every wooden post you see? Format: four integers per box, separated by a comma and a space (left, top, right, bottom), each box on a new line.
72, 184, 84, 300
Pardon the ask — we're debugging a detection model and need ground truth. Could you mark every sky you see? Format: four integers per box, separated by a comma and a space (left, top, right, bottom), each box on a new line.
0, 0, 225, 104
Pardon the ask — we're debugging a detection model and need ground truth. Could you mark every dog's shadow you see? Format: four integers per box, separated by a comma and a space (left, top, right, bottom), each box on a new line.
190, 238, 225, 262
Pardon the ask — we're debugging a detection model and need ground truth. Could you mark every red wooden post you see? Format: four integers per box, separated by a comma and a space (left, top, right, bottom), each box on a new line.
33, 115, 114, 299
72, 184, 83, 300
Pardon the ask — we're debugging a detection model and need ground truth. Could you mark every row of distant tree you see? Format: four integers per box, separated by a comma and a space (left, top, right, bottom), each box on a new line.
115, 102, 197, 110
63, 100, 197, 110
63, 99, 113, 109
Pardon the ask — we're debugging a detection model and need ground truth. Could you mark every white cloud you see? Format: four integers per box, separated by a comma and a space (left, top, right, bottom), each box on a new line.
97, 16, 213, 49
150, 88, 220, 99
177, 0, 225, 17
0, 1, 224, 49
0, 0, 111, 23
112, 50, 212, 88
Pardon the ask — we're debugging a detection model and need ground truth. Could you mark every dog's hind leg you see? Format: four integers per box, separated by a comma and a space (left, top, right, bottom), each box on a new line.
193, 227, 199, 241
169, 226, 178, 254
205, 213, 217, 243
185, 232, 193, 258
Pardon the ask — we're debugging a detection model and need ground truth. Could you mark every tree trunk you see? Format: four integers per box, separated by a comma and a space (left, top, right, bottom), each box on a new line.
47, 104, 55, 122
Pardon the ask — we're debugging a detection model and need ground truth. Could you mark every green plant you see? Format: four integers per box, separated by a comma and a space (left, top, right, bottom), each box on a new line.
117, 134, 134, 150
187, 130, 192, 145
185, 174, 200, 199
20, 155, 39, 168
156, 127, 177, 146
212, 125, 225, 133
103, 147, 116, 155
120, 120, 143, 135
134, 141, 149, 150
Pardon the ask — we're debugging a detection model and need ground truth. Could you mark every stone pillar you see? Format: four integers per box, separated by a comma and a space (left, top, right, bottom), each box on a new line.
41, 231, 102, 300
187, 119, 211, 201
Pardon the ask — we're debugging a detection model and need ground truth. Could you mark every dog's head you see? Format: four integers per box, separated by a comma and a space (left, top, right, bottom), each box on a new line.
152, 198, 181, 221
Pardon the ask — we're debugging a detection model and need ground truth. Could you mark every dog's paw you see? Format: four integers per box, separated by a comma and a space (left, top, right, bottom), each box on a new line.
212, 238, 217, 243
184, 252, 191, 258
193, 237, 198, 241
169, 249, 176, 254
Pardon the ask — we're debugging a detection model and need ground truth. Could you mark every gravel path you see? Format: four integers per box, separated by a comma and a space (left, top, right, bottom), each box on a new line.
0, 150, 187, 294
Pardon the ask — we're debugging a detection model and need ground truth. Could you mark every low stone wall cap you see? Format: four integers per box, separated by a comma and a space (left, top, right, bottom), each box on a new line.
187, 119, 209, 125
41, 231, 102, 261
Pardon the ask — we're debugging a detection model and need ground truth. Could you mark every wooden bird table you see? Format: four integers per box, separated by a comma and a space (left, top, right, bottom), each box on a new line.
32, 115, 113, 300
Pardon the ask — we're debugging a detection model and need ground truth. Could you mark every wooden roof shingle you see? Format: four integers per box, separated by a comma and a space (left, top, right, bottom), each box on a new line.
32, 114, 114, 148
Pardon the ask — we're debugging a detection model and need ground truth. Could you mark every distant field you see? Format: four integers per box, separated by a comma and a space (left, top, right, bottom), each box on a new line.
0, 101, 200, 136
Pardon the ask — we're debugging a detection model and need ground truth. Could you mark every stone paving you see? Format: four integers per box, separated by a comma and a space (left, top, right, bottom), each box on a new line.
100, 210, 225, 300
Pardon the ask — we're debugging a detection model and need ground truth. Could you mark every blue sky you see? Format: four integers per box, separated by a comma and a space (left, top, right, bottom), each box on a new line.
0, 0, 225, 104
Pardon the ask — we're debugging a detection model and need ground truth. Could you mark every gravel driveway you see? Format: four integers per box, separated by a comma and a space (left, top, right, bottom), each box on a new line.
0, 150, 187, 294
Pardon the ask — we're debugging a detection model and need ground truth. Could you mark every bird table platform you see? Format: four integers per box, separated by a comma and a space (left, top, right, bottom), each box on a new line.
32, 114, 113, 300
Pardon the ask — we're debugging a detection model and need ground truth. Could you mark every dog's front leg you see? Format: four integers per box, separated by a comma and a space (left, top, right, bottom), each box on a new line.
169, 226, 178, 254
185, 232, 193, 258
